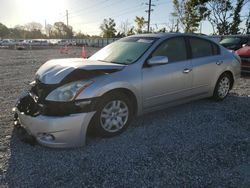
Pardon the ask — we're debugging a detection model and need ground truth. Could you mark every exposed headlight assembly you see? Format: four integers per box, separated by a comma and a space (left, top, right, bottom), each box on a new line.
46, 80, 93, 102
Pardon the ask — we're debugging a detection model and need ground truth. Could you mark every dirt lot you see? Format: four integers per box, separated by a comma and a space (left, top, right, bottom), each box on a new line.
0, 48, 250, 187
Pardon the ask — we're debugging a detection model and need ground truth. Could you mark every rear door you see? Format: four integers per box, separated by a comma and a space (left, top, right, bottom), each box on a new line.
187, 37, 221, 95
142, 37, 193, 108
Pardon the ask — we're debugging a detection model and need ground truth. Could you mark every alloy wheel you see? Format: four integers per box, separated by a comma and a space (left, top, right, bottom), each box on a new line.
218, 77, 230, 98
100, 100, 129, 133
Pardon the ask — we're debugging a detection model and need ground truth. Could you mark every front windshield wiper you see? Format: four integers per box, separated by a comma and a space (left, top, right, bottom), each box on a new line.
97, 60, 126, 65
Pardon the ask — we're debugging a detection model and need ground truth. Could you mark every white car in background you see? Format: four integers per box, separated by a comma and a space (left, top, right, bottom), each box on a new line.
1, 39, 16, 46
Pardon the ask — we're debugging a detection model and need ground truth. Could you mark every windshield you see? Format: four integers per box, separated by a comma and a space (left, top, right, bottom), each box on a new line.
89, 37, 157, 64
220, 37, 241, 44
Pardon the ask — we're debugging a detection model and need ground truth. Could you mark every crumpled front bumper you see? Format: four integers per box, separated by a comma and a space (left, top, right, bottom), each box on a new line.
14, 92, 96, 148
16, 110, 95, 148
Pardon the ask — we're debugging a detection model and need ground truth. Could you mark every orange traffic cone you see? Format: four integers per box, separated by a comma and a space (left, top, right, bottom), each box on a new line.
81, 46, 86, 58
64, 45, 69, 54
60, 47, 63, 54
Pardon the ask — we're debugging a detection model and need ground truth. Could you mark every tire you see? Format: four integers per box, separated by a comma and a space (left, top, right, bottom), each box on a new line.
213, 73, 231, 101
93, 92, 133, 137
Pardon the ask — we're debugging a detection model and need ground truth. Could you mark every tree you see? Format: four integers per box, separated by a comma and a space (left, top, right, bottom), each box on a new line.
134, 16, 146, 34
172, 0, 208, 33
127, 27, 135, 36
10, 25, 27, 38
230, 0, 245, 34
0, 23, 10, 38
167, 12, 180, 32
205, 0, 249, 35
116, 32, 126, 38
118, 20, 133, 36
246, 11, 250, 34
24, 23, 44, 38
206, 0, 233, 35
52, 22, 73, 38
157, 27, 167, 33
45, 24, 53, 38
25, 22, 43, 32
100, 18, 117, 38
75, 31, 89, 39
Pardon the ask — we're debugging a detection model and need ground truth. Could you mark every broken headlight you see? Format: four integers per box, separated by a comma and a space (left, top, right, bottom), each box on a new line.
46, 80, 93, 102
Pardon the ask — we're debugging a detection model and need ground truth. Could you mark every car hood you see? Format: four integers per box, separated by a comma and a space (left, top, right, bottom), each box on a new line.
36, 58, 125, 84
235, 46, 250, 57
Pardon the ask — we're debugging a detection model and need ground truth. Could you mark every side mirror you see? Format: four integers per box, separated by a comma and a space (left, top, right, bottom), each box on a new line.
147, 56, 169, 66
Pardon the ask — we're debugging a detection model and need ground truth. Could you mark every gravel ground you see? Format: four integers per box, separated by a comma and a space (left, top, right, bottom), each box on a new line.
0, 48, 250, 187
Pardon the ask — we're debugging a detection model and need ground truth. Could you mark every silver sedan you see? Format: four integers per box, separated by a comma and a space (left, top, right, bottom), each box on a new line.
14, 33, 241, 148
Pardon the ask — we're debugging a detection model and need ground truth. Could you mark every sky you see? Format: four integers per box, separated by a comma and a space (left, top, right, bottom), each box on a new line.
0, 0, 249, 36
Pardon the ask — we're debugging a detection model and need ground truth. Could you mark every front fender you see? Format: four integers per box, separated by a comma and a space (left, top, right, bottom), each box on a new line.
76, 81, 143, 115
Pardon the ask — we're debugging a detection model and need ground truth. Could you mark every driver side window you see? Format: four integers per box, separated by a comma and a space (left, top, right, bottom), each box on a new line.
152, 37, 187, 63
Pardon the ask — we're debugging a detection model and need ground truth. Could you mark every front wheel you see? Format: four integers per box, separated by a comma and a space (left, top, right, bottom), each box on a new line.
213, 73, 231, 101
93, 93, 133, 137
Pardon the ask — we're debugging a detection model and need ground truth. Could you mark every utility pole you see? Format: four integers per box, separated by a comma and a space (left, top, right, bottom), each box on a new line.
66, 10, 69, 26
45, 20, 47, 36
145, 0, 155, 33
200, 21, 202, 34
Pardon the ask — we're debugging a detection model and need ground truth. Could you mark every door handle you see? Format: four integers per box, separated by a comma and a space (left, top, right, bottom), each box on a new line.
216, 60, 223, 65
183, 68, 192, 74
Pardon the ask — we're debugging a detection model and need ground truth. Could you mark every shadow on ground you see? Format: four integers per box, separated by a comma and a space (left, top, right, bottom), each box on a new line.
3, 96, 250, 187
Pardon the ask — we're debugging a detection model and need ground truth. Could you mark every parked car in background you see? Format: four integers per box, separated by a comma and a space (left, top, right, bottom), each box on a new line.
58, 39, 76, 46
220, 36, 250, 51
29, 39, 49, 46
14, 33, 241, 148
29, 40, 41, 46
0, 39, 16, 46
40, 40, 49, 46
236, 42, 250, 73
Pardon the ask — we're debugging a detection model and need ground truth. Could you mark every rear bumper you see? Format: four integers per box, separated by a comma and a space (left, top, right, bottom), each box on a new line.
16, 110, 95, 148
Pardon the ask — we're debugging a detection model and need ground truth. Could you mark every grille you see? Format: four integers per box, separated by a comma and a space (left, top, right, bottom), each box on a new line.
30, 80, 58, 102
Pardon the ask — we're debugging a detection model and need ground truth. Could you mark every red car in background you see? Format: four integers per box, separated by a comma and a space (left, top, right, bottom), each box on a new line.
236, 43, 250, 73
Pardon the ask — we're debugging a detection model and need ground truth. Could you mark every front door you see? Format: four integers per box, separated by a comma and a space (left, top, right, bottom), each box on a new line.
142, 37, 193, 108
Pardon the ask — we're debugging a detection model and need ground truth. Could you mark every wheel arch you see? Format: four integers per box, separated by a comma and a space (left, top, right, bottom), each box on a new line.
97, 88, 138, 116
219, 70, 234, 89
86, 87, 139, 137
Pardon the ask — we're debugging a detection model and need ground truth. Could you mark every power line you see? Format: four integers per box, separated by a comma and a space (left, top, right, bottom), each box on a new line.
68, 0, 130, 22
68, 0, 110, 19
70, 4, 144, 35
71, 4, 143, 26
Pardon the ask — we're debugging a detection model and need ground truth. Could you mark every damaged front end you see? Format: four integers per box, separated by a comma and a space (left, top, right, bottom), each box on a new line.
16, 80, 97, 117
13, 77, 99, 147
13, 81, 97, 148
13, 58, 125, 148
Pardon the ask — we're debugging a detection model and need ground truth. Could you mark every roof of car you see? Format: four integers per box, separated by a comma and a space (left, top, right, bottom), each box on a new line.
129, 32, 209, 39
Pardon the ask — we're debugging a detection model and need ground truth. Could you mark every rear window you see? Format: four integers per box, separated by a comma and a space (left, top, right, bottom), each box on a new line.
211, 42, 220, 55
189, 37, 217, 58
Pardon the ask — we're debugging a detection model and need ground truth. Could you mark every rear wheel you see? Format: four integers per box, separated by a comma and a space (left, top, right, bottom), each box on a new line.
93, 93, 133, 137
213, 73, 231, 101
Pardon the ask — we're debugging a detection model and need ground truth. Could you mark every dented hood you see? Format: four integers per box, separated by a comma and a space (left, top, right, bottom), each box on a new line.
36, 58, 125, 84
